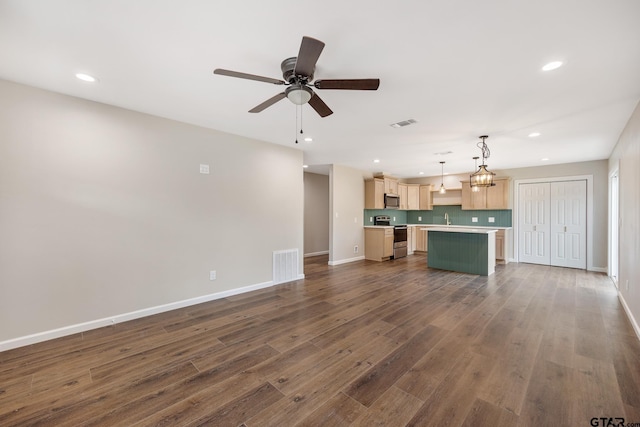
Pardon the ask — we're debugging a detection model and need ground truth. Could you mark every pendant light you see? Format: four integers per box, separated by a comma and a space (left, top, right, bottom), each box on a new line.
439, 161, 447, 194
470, 135, 496, 188
471, 156, 480, 192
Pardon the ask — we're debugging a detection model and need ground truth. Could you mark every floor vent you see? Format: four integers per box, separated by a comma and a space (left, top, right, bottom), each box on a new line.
273, 249, 299, 284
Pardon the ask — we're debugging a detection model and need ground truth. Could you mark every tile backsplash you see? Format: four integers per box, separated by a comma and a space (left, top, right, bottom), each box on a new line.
364, 205, 512, 227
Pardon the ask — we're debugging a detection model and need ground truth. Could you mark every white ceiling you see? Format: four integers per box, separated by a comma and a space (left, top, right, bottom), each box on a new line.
1, 0, 639, 178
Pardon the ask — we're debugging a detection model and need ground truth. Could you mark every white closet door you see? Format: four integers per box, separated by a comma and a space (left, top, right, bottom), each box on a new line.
550, 180, 586, 269
519, 183, 550, 265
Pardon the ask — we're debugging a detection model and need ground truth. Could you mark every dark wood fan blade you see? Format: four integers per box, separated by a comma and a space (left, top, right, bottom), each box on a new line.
308, 92, 333, 117
249, 92, 286, 113
214, 69, 285, 85
293, 36, 325, 77
314, 79, 380, 90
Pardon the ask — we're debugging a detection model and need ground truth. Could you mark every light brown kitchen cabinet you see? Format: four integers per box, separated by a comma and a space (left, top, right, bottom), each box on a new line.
364, 227, 394, 261
419, 184, 433, 210
407, 184, 420, 210
365, 178, 385, 209
414, 227, 428, 252
460, 178, 510, 210
496, 229, 505, 262
383, 177, 399, 195
398, 183, 408, 210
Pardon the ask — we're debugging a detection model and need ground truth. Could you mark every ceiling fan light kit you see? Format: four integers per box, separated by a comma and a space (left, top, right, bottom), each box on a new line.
470, 135, 496, 188
214, 36, 380, 119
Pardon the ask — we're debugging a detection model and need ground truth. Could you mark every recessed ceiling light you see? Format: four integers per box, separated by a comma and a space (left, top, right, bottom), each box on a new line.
542, 61, 563, 71
419, 172, 424, 175
304, 137, 313, 142
302, 164, 309, 168
528, 132, 541, 137
75, 73, 98, 82
541, 158, 549, 161
373, 159, 380, 163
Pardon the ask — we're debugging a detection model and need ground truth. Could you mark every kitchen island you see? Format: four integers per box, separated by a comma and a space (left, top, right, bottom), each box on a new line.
423, 227, 498, 276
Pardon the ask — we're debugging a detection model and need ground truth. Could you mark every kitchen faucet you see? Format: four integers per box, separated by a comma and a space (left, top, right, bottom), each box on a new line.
445, 213, 451, 226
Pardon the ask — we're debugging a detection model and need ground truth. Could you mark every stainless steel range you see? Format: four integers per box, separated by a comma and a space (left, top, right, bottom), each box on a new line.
373, 215, 408, 259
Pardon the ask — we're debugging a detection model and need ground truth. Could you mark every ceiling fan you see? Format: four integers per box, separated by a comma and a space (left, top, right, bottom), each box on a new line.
213, 36, 380, 117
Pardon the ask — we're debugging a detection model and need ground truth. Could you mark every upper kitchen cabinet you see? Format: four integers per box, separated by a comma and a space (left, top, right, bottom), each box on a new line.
383, 177, 399, 195
398, 183, 408, 210
407, 184, 420, 210
365, 178, 385, 209
460, 178, 510, 210
398, 183, 420, 210
419, 185, 433, 210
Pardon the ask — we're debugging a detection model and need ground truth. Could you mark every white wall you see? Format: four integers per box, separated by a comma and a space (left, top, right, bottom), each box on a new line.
0, 79, 304, 348
609, 101, 640, 337
303, 172, 329, 256
329, 165, 365, 265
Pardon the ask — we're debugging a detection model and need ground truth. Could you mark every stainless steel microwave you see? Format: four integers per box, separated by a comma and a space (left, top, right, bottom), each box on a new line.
384, 193, 400, 209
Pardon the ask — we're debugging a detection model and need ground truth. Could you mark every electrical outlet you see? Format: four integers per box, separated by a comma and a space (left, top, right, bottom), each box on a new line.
393, 217, 396, 222
369, 217, 373, 222
488, 217, 495, 223
210, 270, 216, 280
418, 216, 422, 221
199, 164, 210, 174
354, 245, 359, 253
472, 217, 478, 223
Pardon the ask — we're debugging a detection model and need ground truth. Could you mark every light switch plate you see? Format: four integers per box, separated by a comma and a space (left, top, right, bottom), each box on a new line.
199, 164, 210, 174
472, 217, 478, 223
488, 217, 495, 223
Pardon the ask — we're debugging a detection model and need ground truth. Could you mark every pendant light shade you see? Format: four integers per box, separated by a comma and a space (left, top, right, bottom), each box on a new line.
439, 161, 446, 194
471, 156, 481, 192
470, 135, 495, 188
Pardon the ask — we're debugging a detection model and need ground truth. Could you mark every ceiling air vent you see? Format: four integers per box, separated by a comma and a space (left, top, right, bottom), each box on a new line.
390, 119, 417, 128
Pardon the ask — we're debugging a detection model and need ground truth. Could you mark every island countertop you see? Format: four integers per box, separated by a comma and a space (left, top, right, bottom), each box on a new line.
421, 227, 498, 234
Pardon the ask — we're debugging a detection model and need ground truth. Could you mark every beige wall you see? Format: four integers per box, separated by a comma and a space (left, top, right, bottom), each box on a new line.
609, 101, 640, 335
303, 172, 329, 256
329, 165, 365, 265
408, 159, 609, 269
0, 80, 304, 346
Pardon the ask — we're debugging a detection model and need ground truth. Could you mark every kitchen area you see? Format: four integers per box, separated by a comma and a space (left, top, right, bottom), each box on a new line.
363, 174, 512, 276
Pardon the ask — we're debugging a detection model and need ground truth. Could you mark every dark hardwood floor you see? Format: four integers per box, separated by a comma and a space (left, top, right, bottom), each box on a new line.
1, 254, 640, 426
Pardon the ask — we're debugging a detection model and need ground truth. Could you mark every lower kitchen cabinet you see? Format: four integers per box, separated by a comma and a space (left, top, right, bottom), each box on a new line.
414, 227, 428, 252
364, 227, 394, 261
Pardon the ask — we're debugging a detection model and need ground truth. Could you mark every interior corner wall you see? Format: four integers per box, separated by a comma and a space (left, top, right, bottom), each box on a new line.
303, 172, 329, 256
608, 100, 640, 336
329, 165, 365, 265
0, 79, 304, 346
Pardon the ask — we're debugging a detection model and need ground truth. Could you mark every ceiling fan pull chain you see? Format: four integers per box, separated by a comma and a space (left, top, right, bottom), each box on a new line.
295, 104, 299, 144
300, 104, 304, 135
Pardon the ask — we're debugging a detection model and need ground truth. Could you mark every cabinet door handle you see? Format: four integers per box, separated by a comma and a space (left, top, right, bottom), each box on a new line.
533, 225, 537, 231
564, 226, 567, 232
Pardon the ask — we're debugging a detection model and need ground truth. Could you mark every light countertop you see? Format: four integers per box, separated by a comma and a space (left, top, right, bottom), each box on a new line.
422, 227, 498, 234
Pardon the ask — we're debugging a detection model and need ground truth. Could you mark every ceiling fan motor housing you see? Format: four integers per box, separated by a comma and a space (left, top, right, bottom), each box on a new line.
281, 57, 313, 83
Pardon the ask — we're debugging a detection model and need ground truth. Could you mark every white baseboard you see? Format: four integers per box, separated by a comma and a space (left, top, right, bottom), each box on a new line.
304, 250, 329, 257
618, 292, 640, 342
589, 266, 607, 273
0, 278, 291, 352
328, 255, 365, 266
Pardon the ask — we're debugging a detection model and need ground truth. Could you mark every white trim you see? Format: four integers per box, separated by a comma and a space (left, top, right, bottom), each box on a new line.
608, 165, 620, 285
512, 175, 595, 270
619, 291, 640, 342
304, 250, 329, 257
589, 267, 607, 273
328, 255, 365, 266
0, 277, 302, 352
